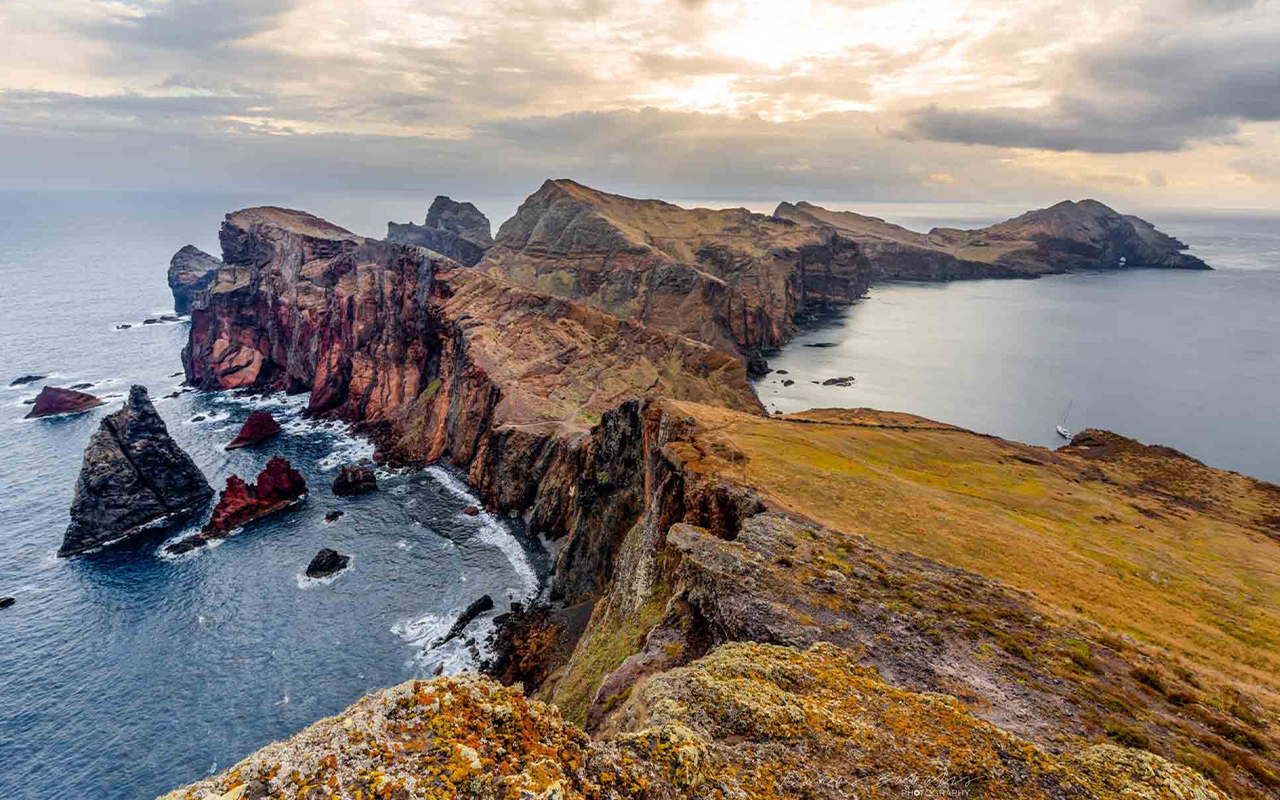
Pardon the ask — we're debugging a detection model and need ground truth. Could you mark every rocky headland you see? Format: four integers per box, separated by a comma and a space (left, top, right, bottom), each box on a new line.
386, 195, 493, 267
775, 198, 1211, 281
61, 386, 213, 556
155, 185, 1275, 800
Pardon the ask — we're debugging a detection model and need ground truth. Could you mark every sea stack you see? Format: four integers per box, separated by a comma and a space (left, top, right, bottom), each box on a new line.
386, 196, 493, 266
305, 548, 350, 578
167, 245, 222, 314
60, 386, 213, 556
333, 465, 377, 496
25, 386, 105, 419
165, 456, 306, 555
225, 410, 281, 450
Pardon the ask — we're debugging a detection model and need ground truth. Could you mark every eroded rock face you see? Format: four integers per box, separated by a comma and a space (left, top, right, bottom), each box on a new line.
224, 410, 281, 450
386, 196, 493, 267
61, 386, 213, 556
167, 245, 222, 314
480, 179, 871, 358
25, 386, 105, 419
332, 465, 377, 496
182, 204, 761, 524
776, 198, 1210, 280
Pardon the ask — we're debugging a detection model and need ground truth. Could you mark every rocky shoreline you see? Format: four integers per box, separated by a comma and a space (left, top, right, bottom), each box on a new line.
54, 180, 1275, 800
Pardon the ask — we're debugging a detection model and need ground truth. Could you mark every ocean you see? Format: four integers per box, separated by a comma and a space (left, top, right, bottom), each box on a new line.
0, 191, 1276, 799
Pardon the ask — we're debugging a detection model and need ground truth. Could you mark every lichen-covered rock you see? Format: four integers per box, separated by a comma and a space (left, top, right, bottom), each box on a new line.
167, 244, 222, 314
386, 196, 493, 266
60, 386, 212, 556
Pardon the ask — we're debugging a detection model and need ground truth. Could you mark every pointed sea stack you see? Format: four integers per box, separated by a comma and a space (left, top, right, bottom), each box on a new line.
225, 410, 281, 450
25, 386, 105, 419
60, 386, 213, 556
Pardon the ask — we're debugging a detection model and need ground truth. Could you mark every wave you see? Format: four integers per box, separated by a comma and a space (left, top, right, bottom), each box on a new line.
390, 607, 501, 678
424, 466, 539, 597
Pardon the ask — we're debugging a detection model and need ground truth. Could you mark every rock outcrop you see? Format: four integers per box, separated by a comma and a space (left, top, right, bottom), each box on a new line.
304, 547, 349, 578
165, 456, 306, 555
437, 594, 495, 648
0, 596, 15, 609
60, 386, 213, 556
182, 205, 761, 524
167, 244, 222, 314
25, 386, 105, 419
332, 465, 377, 496
480, 179, 871, 361
386, 195, 493, 267
9, 374, 45, 387
776, 198, 1210, 280
224, 410, 280, 450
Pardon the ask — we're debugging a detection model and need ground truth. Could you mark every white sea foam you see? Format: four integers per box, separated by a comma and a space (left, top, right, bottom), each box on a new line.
425, 466, 538, 596
390, 608, 501, 678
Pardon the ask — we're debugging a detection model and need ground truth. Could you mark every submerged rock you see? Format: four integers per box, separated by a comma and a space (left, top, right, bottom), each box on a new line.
9, 374, 45, 387
332, 465, 377, 496
436, 595, 494, 648
60, 386, 213, 557
225, 410, 281, 450
25, 386, 105, 419
305, 547, 350, 578
165, 456, 306, 555
324, 510, 344, 522
168, 245, 223, 315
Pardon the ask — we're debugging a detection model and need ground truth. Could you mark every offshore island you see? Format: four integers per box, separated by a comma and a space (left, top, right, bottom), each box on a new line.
52, 180, 1280, 799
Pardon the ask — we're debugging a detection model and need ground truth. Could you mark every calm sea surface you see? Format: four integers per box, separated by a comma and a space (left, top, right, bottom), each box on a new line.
0, 192, 1276, 799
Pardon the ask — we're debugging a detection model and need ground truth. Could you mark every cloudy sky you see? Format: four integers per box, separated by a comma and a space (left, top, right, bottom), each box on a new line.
1, 0, 1277, 207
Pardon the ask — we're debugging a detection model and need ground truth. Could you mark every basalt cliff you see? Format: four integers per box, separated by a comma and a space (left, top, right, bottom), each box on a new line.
776, 198, 1211, 281
386, 195, 494, 267
161, 187, 1274, 800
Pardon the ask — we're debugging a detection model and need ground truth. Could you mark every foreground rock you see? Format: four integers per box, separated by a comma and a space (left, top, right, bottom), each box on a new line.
481, 179, 871, 360
436, 594, 494, 648
304, 547, 350, 578
165, 456, 306, 555
224, 410, 280, 450
332, 465, 377, 496
24, 386, 105, 419
167, 245, 222, 314
158, 647, 1225, 800
386, 195, 493, 266
60, 386, 213, 556
776, 198, 1211, 280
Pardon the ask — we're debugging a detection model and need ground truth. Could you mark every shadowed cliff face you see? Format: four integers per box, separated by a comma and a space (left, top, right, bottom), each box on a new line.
480, 179, 872, 360
182, 205, 762, 524
775, 198, 1211, 280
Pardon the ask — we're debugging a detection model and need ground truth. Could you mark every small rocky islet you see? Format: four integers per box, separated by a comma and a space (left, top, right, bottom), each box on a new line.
44, 182, 1280, 799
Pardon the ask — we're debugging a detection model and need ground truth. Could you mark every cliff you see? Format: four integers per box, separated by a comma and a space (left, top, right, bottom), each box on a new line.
386, 196, 494, 267
480, 179, 871, 364
61, 386, 213, 556
775, 199, 1210, 280
182, 205, 762, 524
167, 244, 222, 314
158, 398, 1280, 799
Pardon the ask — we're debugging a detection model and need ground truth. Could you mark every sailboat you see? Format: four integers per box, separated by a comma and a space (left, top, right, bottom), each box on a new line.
1056, 400, 1073, 439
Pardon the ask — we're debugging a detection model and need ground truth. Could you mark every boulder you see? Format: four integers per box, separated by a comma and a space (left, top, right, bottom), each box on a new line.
167, 245, 222, 314
333, 465, 377, 496
462, 505, 480, 516
25, 386, 105, 419
0, 596, 14, 609
60, 386, 213, 556
436, 595, 495, 648
225, 410, 281, 450
305, 548, 350, 578
9, 374, 45, 387
164, 456, 306, 555
324, 510, 344, 522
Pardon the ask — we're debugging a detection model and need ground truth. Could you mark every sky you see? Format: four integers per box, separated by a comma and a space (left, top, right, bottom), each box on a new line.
0, 0, 1278, 208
